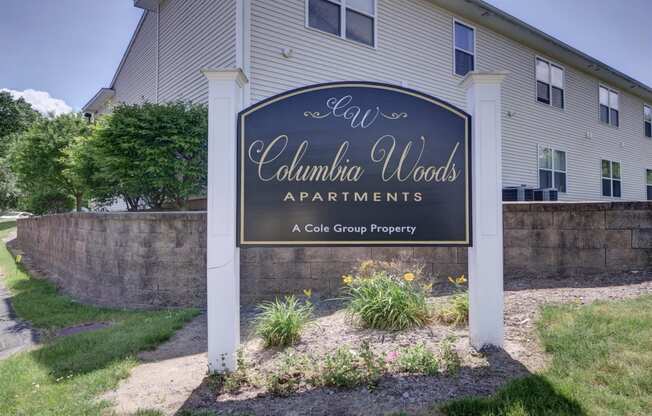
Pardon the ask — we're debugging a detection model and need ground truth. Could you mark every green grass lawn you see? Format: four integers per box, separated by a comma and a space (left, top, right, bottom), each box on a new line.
0, 220, 200, 415
440, 295, 652, 416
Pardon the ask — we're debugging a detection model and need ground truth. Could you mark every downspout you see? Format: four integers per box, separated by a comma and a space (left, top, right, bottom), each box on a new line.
236, 0, 251, 107
155, 3, 160, 103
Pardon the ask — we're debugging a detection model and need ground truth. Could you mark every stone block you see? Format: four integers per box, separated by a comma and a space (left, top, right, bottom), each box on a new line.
257, 248, 298, 263
241, 262, 310, 281
605, 229, 632, 248
413, 247, 457, 263
606, 248, 652, 270
456, 247, 468, 264
241, 247, 260, 264
503, 211, 553, 229
331, 247, 372, 262
371, 247, 413, 261
633, 229, 652, 248
294, 247, 332, 263
606, 210, 652, 229
553, 210, 605, 229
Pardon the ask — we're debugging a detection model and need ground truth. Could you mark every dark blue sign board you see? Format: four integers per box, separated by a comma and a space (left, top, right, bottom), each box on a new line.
237, 82, 472, 246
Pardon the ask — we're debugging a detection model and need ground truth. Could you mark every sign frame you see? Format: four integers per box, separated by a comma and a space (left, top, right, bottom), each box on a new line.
236, 81, 473, 247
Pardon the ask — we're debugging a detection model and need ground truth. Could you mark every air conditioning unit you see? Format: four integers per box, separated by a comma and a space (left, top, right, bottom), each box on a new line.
502, 185, 534, 201
533, 188, 559, 201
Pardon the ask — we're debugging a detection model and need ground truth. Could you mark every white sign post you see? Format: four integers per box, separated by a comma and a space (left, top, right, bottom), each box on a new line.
202, 68, 248, 372
462, 71, 508, 349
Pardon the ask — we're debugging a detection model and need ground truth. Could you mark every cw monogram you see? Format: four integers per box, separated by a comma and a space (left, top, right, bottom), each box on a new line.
304, 95, 407, 129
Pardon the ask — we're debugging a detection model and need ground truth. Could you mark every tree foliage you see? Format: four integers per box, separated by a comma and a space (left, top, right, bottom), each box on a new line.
4, 101, 207, 214
0, 91, 40, 153
0, 91, 41, 211
9, 114, 93, 214
89, 102, 208, 210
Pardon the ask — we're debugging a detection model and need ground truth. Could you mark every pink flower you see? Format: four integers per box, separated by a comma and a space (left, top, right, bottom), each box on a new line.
386, 351, 399, 363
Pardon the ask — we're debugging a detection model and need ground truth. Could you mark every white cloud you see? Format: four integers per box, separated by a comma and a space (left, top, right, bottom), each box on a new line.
1, 88, 72, 117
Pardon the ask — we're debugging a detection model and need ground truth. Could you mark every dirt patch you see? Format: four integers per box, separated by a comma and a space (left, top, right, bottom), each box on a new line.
104, 273, 652, 416
102, 314, 209, 415
54, 322, 112, 338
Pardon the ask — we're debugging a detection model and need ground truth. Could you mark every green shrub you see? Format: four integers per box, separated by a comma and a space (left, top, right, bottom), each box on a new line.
89, 101, 208, 210
394, 343, 439, 376
253, 296, 313, 348
439, 336, 461, 375
344, 271, 431, 331
435, 292, 469, 326
265, 351, 312, 396
320, 341, 385, 389
208, 350, 250, 394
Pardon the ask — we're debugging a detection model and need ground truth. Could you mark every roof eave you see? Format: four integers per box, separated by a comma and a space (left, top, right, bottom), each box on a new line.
82, 88, 115, 113
432, 0, 652, 103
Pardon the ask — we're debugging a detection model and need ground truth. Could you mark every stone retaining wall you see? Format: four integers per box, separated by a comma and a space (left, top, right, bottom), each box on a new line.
504, 202, 652, 277
16, 213, 206, 309
16, 202, 652, 308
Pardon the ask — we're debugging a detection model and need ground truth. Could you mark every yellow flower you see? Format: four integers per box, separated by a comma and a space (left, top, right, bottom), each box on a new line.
342, 275, 353, 285
403, 272, 416, 282
448, 276, 455, 285
303, 289, 312, 298
15, 255, 22, 264
422, 282, 433, 291
456, 274, 467, 285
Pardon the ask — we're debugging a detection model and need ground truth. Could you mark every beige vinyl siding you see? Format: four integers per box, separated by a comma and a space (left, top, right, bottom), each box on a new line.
158, 0, 237, 104
250, 0, 652, 201
112, 11, 157, 105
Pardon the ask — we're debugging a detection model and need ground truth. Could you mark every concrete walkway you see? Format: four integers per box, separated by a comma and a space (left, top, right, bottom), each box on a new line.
0, 237, 38, 360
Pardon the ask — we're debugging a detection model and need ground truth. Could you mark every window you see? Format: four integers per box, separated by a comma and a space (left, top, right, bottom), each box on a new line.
599, 86, 619, 127
538, 146, 567, 192
601, 160, 621, 197
647, 170, 652, 200
307, 0, 375, 47
645, 105, 651, 138
453, 21, 475, 76
536, 58, 564, 109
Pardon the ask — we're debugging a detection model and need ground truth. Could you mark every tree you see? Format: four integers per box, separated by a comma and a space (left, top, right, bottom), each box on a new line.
89, 102, 208, 211
0, 91, 40, 154
0, 91, 40, 211
9, 113, 93, 214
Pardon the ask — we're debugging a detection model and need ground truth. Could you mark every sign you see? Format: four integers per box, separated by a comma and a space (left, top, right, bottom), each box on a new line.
237, 82, 472, 246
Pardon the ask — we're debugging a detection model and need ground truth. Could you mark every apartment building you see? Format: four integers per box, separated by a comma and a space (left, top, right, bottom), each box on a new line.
83, 0, 652, 201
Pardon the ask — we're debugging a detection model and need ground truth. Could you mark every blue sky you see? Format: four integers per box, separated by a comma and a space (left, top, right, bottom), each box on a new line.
1, 0, 650, 112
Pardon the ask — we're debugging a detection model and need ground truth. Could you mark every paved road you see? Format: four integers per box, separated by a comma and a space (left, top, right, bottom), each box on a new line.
0, 241, 38, 360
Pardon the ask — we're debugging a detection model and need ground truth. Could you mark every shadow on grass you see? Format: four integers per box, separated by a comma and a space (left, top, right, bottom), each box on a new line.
0, 220, 17, 233
173, 348, 582, 416
440, 374, 585, 416
29, 310, 198, 379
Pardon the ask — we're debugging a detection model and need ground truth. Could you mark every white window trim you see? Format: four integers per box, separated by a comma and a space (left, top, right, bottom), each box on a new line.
452, 17, 476, 78
601, 159, 623, 198
537, 145, 567, 193
644, 103, 652, 138
305, 0, 378, 49
534, 55, 565, 111
598, 84, 620, 128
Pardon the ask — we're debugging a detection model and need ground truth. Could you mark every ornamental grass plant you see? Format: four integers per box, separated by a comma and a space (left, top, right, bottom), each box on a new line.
435, 275, 469, 326
253, 295, 313, 348
342, 260, 432, 331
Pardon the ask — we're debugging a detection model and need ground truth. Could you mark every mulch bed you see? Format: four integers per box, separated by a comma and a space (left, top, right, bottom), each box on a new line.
163, 273, 652, 416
